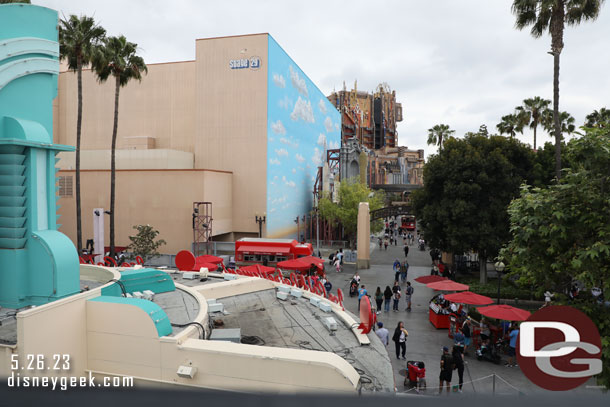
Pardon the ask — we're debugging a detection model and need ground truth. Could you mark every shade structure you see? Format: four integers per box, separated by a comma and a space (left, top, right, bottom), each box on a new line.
277, 258, 322, 272
298, 256, 325, 265
426, 280, 469, 291
193, 262, 219, 272
477, 304, 531, 321
444, 291, 493, 305
414, 275, 448, 284
239, 264, 276, 276
195, 255, 224, 264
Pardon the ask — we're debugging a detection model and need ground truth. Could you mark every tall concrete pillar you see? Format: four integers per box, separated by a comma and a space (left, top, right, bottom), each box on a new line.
356, 202, 370, 269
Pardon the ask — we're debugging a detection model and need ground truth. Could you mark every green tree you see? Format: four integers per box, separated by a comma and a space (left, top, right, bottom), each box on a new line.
511, 0, 606, 180
496, 113, 526, 138
92, 36, 147, 257
318, 178, 385, 243
127, 224, 166, 263
411, 134, 535, 283
517, 96, 551, 150
542, 109, 575, 139
501, 127, 610, 388
584, 107, 610, 128
59, 15, 106, 254
427, 124, 455, 152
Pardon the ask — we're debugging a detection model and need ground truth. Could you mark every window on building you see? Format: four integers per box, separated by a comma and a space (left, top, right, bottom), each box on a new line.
58, 176, 73, 197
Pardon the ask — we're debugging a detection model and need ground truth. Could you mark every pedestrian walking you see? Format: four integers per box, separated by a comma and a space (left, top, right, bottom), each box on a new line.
375, 322, 389, 346
392, 281, 401, 311
384, 238, 389, 250
405, 281, 414, 311
383, 285, 392, 312
392, 321, 408, 360
506, 325, 519, 367
393, 259, 401, 282
452, 344, 465, 393
400, 261, 408, 283
378, 237, 382, 250
357, 285, 367, 311
374, 287, 383, 314
403, 244, 409, 258
462, 318, 472, 355
334, 256, 341, 273
336, 248, 344, 265
438, 346, 454, 395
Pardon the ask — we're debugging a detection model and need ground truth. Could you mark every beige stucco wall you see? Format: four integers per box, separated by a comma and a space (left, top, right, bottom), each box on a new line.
57, 149, 194, 170
195, 35, 269, 234
56, 169, 233, 254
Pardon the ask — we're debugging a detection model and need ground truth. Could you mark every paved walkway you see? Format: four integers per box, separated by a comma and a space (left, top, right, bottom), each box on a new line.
324, 237, 598, 396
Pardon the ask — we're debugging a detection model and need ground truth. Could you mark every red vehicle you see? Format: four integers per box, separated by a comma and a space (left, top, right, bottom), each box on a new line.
402, 215, 416, 231
235, 238, 313, 266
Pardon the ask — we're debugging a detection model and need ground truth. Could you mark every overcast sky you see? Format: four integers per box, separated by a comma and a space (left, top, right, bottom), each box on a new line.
37, 0, 610, 156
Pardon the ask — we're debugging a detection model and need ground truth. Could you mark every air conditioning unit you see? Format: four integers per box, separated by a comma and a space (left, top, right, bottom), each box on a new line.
183, 272, 200, 280
223, 273, 237, 280
290, 288, 303, 298
323, 317, 337, 332
209, 328, 241, 343
206, 299, 217, 305
278, 285, 291, 293
177, 365, 197, 379
199, 267, 209, 279
208, 302, 224, 313
277, 291, 289, 301
310, 297, 321, 307
319, 301, 332, 313
142, 290, 155, 301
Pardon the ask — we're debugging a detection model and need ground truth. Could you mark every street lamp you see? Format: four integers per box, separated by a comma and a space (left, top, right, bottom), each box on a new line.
494, 260, 506, 305
255, 213, 266, 238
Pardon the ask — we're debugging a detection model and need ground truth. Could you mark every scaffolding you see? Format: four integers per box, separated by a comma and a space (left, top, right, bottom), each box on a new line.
192, 202, 212, 256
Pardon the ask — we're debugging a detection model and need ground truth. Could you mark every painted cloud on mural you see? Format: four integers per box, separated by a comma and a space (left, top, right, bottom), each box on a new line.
266, 36, 341, 238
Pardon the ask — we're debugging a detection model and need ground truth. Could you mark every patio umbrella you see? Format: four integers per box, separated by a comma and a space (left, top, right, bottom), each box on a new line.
444, 291, 493, 305
175, 250, 196, 271
298, 256, 325, 265
477, 304, 531, 321
414, 275, 448, 284
276, 258, 311, 271
239, 264, 276, 276
195, 254, 224, 264
426, 280, 469, 291
192, 262, 219, 272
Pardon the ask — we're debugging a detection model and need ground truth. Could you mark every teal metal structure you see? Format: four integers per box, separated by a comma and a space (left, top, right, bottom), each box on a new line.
0, 4, 80, 308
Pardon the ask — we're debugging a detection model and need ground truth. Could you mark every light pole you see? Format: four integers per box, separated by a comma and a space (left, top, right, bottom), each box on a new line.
255, 213, 266, 238
494, 261, 505, 305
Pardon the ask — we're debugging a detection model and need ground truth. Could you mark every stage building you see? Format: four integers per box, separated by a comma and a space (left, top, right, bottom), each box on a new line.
53, 34, 341, 254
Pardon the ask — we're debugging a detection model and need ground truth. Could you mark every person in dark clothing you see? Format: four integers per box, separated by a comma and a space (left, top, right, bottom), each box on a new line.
383, 285, 393, 312
452, 344, 465, 393
439, 346, 454, 394
392, 321, 408, 360
374, 287, 383, 314
404, 244, 409, 258
392, 282, 401, 311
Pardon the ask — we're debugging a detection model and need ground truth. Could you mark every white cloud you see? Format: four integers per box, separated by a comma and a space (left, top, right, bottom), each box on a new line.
275, 148, 289, 157
295, 153, 305, 163
289, 65, 308, 97
269, 208, 276, 213
290, 97, 315, 123
318, 99, 327, 114
324, 116, 334, 132
269, 158, 281, 165
328, 140, 340, 149
271, 120, 286, 135
272, 73, 285, 88
292, 168, 297, 173
335, 123, 340, 131
269, 137, 274, 142
286, 180, 296, 188
273, 176, 278, 180
317, 133, 326, 147
312, 147, 322, 166
278, 196, 287, 203
282, 175, 287, 182
279, 96, 292, 109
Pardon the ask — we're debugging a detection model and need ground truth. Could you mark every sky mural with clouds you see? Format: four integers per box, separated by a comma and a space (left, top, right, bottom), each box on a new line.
266, 35, 340, 239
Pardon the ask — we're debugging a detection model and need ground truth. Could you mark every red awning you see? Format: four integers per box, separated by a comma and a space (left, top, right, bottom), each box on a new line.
477, 304, 531, 321
195, 255, 224, 264
237, 245, 291, 254
414, 275, 448, 284
426, 280, 469, 291
444, 291, 493, 305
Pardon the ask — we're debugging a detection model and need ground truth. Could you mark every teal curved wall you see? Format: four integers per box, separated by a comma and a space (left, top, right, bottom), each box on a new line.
0, 4, 79, 308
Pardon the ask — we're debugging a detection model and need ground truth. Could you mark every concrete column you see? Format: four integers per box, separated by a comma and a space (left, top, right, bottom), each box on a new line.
356, 202, 370, 269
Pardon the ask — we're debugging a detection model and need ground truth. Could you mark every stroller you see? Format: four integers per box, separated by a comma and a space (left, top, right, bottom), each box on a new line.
405, 361, 426, 393
349, 279, 359, 297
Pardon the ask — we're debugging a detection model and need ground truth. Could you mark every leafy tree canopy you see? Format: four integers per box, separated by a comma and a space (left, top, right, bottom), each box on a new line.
318, 178, 385, 240
127, 224, 166, 262
584, 107, 610, 128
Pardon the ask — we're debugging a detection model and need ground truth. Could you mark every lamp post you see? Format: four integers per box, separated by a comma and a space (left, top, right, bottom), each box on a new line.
494, 261, 505, 305
255, 213, 266, 238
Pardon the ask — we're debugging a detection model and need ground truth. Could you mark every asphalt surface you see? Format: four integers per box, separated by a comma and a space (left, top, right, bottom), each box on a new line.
323, 236, 600, 396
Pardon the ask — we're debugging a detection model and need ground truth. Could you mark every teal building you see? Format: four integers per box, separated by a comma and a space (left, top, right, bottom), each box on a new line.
0, 4, 79, 308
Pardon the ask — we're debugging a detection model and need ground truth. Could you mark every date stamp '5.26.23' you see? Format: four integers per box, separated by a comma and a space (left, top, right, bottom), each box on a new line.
7, 354, 133, 391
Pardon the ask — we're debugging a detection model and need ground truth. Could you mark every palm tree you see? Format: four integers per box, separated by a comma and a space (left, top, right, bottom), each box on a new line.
496, 113, 526, 139
59, 15, 106, 254
542, 110, 575, 138
584, 107, 610, 128
427, 124, 455, 152
512, 0, 606, 179
517, 96, 551, 150
92, 36, 147, 258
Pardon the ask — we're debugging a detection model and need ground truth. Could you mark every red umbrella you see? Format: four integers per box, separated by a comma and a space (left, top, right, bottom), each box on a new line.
477, 304, 531, 321
277, 258, 315, 271
414, 275, 448, 284
298, 256, 325, 265
239, 264, 276, 276
195, 254, 224, 264
427, 280, 469, 291
192, 262, 219, 272
176, 250, 196, 271
444, 291, 493, 305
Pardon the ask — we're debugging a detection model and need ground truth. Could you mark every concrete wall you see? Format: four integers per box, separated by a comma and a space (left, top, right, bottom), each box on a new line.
56, 169, 233, 254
